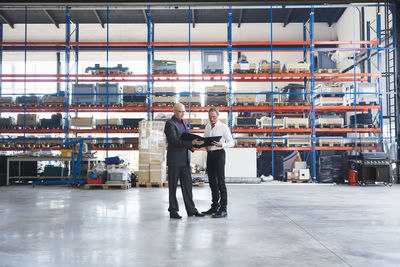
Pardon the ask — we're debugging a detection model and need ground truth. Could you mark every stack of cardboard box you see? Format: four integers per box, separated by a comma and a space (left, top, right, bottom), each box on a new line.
138, 120, 167, 185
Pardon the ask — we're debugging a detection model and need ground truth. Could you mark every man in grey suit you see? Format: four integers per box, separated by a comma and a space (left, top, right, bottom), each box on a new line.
164, 103, 205, 219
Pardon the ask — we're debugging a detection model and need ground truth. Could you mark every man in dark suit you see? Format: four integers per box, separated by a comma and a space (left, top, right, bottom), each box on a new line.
164, 103, 205, 219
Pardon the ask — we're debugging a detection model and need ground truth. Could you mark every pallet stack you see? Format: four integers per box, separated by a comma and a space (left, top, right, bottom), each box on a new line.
315, 84, 345, 106
138, 120, 167, 187
205, 85, 227, 106
152, 87, 176, 107
122, 85, 147, 107
258, 60, 281, 73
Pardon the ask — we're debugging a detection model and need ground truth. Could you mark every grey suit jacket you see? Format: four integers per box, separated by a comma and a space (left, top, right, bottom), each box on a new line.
164, 116, 194, 167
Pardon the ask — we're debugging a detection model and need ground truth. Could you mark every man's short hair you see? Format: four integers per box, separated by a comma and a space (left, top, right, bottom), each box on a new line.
208, 107, 219, 116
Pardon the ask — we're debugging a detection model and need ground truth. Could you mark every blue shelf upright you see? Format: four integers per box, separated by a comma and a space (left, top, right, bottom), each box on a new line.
309, 7, 317, 182
228, 6, 233, 131
146, 7, 152, 121
64, 6, 71, 144
270, 5, 275, 178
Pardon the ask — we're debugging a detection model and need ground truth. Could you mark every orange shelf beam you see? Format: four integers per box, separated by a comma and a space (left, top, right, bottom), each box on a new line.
315, 128, 381, 133
233, 128, 312, 133
316, 146, 381, 151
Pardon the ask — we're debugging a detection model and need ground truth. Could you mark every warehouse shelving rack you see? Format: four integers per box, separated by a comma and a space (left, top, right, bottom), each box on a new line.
0, 3, 397, 182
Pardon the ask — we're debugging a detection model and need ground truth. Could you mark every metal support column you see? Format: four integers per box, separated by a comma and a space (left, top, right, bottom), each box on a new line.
146, 7, 151, 121
377, 13, 384, 151
309, 7, 317, 182
64, 6, 71, 143
270, 6, 275, 178
56, 52, 61, 92
366, 21, 371, 83
106, 6, 110, 157
23, 6, 27, 152
393, 3, 399, 180
75, 23, 79, 84
228, 6, 233, 131
352, 6, 358, 166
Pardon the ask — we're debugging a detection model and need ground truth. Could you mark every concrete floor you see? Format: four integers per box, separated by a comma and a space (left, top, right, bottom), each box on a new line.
0, 184, 400, 267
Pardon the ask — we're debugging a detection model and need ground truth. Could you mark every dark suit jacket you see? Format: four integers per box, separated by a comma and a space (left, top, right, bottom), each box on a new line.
164, 116, 194, 167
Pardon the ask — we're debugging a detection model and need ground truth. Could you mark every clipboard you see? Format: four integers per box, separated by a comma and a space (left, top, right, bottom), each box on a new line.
181, 133, 222, 148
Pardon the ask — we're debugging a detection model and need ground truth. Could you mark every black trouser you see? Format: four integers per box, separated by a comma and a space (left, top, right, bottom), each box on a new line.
207, 149, 227, 211
167, 165, 198, 215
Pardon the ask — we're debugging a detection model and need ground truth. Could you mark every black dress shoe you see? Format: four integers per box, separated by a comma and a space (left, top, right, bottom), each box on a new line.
212, 210, 227, 218
170, 213, 182, 219
201, 208, 218, 215
189, 211, 205, 217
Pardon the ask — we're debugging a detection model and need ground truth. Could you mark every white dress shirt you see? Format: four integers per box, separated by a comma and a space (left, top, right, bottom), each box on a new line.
204, 120, 235, 151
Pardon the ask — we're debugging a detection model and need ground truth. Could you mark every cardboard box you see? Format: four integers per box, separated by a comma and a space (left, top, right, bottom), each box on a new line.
285, 118, 309, 128
150, 163, 166, 183
70, 117, 93, 127
206, 85, 227, 93
299, 169, 310, 181
123, 85, 136, 94
138, 164, 150, 184
150, 152, 165, 164
17, 114, 37, 127
235, 94, 257, 103
153, 87, 176, 94
96, 118, 120, 126
139, 151, 150, 164
259, 63, 281, 73
152, 96, 176, 103
287, 171, 299, 181
286, 134, 311, 146
43, 96, 65, 104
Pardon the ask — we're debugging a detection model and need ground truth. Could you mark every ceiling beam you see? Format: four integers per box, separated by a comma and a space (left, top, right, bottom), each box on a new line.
43, 9, 59, 29
283, 8, 293, 27
238, 9, 244, 28
328, 8, 342, 27
93, 9, 104, 28
0, 11, 14, 29
191, 8, 195, 28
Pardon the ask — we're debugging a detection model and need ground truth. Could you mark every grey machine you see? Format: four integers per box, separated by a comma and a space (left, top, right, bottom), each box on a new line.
71, 84, 96, 106
96, 83, 122, 106
202, 51, 224, 74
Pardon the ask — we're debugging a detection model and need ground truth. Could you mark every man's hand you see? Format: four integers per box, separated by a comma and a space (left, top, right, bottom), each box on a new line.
192, 138, 204, 146
212, 141, 223, 147
206, 146, 212, 151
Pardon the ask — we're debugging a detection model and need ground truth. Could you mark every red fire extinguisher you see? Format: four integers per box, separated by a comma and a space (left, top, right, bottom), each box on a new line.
348, 169, 358, 186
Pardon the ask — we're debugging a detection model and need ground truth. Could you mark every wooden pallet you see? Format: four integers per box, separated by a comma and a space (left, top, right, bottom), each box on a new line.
348, 124, 377, 129
287, 179, 311, 183
135, 182, 167, 188
96, 125, 120, 130
124, 102, 146, 107
286, 124, 308, 128
152, 103, 175, 107
83, 183, 131, 190
285, 69, 310, 74
317, 124, 344, 128
319, 142, 343, 147
235, 125, 258, 129
316, 68, 341, 74
163, 182, 205, 188
180, 103, 202, 107
234, 102, 258, 106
